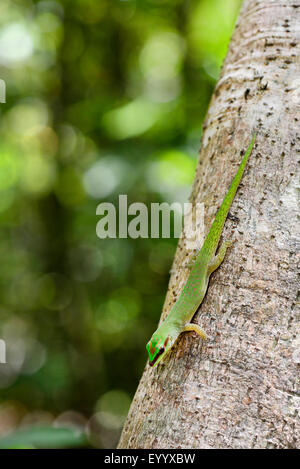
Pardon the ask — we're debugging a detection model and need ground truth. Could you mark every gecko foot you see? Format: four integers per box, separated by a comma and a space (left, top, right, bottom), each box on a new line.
182, 323, 210, 341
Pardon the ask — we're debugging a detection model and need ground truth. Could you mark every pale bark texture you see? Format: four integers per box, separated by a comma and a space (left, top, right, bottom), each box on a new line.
118, 0, 300, 449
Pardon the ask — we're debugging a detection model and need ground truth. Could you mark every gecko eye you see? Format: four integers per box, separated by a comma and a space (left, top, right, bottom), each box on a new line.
149, 346, 165, 367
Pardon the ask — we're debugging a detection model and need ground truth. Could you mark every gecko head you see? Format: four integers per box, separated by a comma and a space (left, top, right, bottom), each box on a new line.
146, 329, 175, 367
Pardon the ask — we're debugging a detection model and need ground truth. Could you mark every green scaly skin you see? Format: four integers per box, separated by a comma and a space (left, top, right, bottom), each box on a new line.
146, 133, 256, 367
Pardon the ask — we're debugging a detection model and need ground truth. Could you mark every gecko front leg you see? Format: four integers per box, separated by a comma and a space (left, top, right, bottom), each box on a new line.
182, 323, 209, 340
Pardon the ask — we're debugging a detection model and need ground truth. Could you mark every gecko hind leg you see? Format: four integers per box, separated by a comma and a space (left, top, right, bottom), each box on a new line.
207, 239, 233, 275
182, 323, 210, 340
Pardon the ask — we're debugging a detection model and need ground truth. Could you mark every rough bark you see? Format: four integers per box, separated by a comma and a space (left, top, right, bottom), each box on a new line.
118, 0, 300, 449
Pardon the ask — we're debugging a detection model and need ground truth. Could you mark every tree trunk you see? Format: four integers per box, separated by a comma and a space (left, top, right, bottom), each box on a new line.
118, 0, 300, 449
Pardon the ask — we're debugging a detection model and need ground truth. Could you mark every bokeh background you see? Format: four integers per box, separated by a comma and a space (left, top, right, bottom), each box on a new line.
0, 0, 242, 448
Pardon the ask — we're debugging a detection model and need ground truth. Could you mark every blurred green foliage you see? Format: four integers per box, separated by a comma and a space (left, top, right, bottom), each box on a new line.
0, 424, 86, 449
0, 0, 241, 448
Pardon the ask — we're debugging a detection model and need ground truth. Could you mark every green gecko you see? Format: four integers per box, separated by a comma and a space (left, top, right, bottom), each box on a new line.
146, 133, 256, 367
